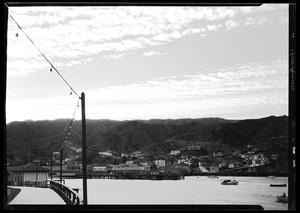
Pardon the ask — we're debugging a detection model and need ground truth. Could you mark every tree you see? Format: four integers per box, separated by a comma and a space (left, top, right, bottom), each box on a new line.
190, 159, 200, 171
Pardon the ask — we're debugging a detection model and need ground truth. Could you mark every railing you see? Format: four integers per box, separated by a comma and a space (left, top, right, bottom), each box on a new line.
7, 181, 49, 188
49, 180, 82, 205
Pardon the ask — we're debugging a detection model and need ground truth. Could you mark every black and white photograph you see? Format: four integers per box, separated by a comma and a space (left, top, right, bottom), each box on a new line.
3, 2, 295, 211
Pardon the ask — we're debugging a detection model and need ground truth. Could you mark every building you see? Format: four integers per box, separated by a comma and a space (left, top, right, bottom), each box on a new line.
130, 151, 143, 158
98, 151, 112, 156
93, 165, 107, 172
212, 151, 223, 157
219, 162, 227, 168
228, 163, 235, 169
251, 160, 261, 167
170, 150, 180, 155
271, 154, 279, 160
7, 163, 50, 186
188, 146, 201, 150
111, 163, 149, 173
155, 159, 166, 168
253, 153, 264, 160
175, 164, 190, 173
126, 160, 135, 165
45, 163, 81, 177
210, 166, 219, 173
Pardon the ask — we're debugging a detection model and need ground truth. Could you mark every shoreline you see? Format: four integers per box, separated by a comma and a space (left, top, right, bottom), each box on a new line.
184, 172, 288, 177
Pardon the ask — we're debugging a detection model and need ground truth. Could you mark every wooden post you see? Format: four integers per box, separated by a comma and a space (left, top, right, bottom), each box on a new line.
81, 92, 88, 205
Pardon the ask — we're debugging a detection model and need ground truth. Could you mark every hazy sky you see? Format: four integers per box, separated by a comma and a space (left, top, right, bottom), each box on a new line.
6, 4, 289, 123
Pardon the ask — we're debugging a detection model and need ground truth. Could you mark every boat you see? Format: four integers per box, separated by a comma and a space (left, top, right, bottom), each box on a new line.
270, 183, 287, 187
268, 175, 276, 178
276, 195, 288, 202
221, 179, 238, 185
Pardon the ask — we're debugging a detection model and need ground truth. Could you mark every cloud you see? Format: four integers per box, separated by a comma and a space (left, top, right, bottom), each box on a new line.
82, 60, 287, 115
7, 5, 288, 76
143, 51, 167, 56
225, 19, 240, 30
6, 59, 288, 122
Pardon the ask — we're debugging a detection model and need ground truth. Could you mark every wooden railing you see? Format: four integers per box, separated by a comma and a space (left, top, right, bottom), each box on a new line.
7, 181, 49, 188
49, 180, 82, 205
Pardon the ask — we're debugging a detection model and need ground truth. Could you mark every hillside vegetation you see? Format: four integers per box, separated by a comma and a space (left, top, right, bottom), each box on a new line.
6, 115, 288, 165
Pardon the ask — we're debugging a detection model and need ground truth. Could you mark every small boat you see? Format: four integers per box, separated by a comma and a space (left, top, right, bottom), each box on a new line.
268, 175, 276, 178
221, 179, 238, 185
276, 195, 288, 202
270, 183, 287, 187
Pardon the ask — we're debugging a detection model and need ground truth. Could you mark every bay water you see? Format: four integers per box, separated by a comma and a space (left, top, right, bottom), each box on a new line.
63, 176, 288, 210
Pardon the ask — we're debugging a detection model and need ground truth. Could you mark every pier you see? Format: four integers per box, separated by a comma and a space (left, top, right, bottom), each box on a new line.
7, 180, 83, 205
75, 172, 184, 180
7, 186, 66, 205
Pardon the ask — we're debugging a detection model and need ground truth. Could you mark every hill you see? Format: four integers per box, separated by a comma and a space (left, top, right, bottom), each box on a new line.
6, 115, 288, 165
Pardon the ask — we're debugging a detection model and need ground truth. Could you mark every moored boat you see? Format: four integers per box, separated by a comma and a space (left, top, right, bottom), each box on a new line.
270, 183, 286, 187
268, 175, 276, 178
221, 179, 238, 185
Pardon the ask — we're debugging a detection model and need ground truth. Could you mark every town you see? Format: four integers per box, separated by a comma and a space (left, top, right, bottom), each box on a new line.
7, 135, 287, 185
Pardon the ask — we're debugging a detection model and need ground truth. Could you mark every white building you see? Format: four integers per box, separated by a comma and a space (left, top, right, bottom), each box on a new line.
111, 164, 149, 172
98, 151, 112, 156
228, 163, 235, 169
126, 160, 135, 165
170, 150, 180, 155
93, 165, 107, 172
155, 159, 166, 168
7, 163, 49, 186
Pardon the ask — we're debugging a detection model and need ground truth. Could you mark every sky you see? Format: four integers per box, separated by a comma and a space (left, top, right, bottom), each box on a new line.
6, 4, 289, 123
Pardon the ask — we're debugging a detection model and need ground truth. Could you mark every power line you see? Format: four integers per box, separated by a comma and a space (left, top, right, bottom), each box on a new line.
46, 97, 80, 161
8, 13, 80, 98
59, 97, 81, 151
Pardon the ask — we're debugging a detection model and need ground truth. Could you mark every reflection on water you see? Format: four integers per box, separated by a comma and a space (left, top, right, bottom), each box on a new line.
63, 176, 288, 210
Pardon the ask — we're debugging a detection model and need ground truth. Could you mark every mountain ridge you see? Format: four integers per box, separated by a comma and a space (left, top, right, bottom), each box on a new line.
6, 115, 288, 165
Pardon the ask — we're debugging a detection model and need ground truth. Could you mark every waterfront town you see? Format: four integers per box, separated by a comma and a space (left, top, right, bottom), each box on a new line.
7, 135, 287, 185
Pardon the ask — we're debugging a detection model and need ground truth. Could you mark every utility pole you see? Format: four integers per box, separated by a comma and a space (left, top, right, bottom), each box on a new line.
81, 92, 88, 205
35, 163, 38, 187
60, 146, 63, 183
50, 155, 53, 180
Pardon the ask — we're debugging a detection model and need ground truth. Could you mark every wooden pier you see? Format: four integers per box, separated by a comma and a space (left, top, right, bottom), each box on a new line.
75, 172, 184, 180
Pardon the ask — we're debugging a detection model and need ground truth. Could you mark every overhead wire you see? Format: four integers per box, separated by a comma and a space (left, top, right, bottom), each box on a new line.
7, 10, 83, 162
58, 97, 81, 152
8, 13, 80, 98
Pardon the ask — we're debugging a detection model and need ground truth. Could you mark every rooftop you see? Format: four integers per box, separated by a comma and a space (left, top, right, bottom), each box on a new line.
7, 163, 50, 172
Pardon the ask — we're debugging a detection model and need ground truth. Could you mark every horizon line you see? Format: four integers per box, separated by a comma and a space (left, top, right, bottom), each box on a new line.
6, 114, 288, 124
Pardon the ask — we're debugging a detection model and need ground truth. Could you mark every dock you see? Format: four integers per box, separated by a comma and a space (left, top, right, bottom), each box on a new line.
8, 186, 66, 205
74, 172, 184, 180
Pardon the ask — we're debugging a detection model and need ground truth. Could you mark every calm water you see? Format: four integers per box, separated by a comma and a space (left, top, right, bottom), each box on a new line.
63, 176, 288, 210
